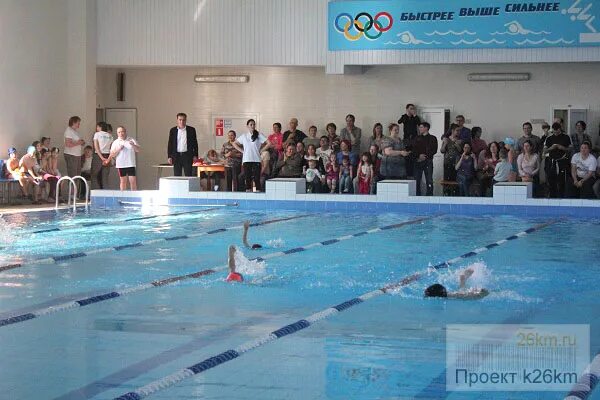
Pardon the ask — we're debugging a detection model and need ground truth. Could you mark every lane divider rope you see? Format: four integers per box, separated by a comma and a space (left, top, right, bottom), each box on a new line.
565, 353, 600, 400
0, 215, 308, 274
0, 216, 431, 328
28, 204, 237, 235
112, 219, 557, 400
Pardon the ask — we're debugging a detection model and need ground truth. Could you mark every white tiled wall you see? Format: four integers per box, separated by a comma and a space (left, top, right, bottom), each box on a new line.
159, 177, 201, 197
92, 178, 600, 209
97, 64, 600, 190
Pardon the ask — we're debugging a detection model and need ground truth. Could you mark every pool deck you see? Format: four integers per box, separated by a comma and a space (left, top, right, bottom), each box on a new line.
90, 178, 600, 217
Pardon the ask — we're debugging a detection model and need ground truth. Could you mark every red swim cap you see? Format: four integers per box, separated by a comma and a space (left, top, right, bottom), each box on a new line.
226, 272, 243, 282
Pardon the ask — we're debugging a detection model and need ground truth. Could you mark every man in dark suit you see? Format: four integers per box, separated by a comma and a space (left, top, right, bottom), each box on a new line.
168, 113, 198, 176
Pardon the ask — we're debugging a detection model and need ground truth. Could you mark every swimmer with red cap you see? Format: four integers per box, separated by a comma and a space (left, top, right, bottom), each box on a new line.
226, 245, 243, 282
243, 220, 262, 250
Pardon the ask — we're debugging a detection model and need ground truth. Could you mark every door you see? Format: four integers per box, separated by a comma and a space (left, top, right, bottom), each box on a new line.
106, 108, 137, 139
419, 108, 449, 195
552, 107, 587, 136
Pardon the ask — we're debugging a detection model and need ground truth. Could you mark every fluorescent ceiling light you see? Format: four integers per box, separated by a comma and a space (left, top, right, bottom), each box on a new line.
467, 73, 530, 82
194, 75, 249, 83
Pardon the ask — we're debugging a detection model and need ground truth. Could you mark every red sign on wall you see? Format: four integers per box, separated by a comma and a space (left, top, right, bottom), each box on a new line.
215, 119, 224, 136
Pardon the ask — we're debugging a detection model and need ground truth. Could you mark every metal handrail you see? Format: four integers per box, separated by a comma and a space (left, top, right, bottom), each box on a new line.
55, 176, 76, 211
71, 175, 90, 210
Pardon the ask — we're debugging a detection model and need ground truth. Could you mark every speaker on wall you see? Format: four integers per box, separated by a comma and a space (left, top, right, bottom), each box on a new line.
117, 72, 125, 102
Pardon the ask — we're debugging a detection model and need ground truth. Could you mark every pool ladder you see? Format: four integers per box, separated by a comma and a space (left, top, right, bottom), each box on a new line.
55, 176, 89, 212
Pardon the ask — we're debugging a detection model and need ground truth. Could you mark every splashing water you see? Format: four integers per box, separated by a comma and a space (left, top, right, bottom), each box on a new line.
438, 261, 491, 290
234, 247, 266, 276
266, 238, 285, 248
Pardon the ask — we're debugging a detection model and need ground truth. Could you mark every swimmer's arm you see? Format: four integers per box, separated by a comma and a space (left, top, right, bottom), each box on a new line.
459, 267, 474, 289
242, 221, 251, 248
228, 245, 236, 273
448, 288, 489, 300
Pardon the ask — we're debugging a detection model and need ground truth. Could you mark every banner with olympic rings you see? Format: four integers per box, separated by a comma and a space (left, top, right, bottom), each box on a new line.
328, 0, 600, 50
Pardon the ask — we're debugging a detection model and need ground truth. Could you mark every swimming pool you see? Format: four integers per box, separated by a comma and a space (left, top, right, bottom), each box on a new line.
0, 206, 599, 399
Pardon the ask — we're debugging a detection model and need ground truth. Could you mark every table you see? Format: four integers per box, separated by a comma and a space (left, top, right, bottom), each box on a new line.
194, 163, 227, 191
151, 164, 174, 187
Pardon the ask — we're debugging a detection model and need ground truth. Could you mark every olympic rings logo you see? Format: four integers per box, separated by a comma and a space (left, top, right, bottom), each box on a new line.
334, 12, 393, 41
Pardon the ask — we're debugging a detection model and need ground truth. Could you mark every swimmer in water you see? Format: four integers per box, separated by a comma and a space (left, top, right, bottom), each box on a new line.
242, 220, 262, 249
424, 266, 489, 300
226, 245, 243, 282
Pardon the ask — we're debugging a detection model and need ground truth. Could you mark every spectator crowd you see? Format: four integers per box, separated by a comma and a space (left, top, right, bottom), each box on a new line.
3, 107, 600, 202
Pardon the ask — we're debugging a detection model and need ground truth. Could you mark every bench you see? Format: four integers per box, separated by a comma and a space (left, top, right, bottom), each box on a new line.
0, 178, 20, 205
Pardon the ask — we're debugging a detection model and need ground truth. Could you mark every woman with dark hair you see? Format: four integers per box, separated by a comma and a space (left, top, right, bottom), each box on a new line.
304, 144, 325, 172
232, 119, 271, 192
470, 127, 487, 158
477, 141, 500, 197
455, 142, 477, 197
369, 123, 385, 151
570, 121, 592, 153
91, 121, 113, 189
326, 122, 341, 153
267, 122, 284, 161
440, 124, 463, 195
222, 130, 243, 191
517, 139, 540, 194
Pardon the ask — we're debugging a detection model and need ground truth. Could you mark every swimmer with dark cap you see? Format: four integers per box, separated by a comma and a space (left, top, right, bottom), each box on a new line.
226, 245, 243, 282
243, 221, 262, 250
424, 267, 489, 300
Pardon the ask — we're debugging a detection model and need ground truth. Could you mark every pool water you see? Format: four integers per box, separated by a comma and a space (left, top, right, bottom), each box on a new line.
0, 207, 598, 399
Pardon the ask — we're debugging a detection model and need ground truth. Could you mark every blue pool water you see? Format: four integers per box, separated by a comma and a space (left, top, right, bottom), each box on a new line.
0, 206, 599, 399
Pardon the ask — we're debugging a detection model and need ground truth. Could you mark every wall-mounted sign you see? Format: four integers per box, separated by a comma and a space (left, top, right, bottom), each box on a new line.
215, 119, 224, 136
328, 0, 600, 50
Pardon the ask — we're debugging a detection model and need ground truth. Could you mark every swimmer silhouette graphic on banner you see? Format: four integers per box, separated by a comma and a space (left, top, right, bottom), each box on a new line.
329, 0, 600, 50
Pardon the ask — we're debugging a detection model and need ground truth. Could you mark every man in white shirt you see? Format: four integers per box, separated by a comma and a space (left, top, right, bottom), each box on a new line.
108, 126, 140, 191
167, 113, 198, 176
63, 116, 85, 178
570, 141, 597, 199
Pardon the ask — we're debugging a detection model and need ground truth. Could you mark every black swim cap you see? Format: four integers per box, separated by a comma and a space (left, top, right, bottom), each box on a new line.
251, 244, 262, 250
424, 284, 448, 298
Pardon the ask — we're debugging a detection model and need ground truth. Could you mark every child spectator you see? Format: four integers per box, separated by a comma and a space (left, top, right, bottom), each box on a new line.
6, 148, 32, 197
494, 149, 512, 184
357, 152, 373, 194
369, 144, 382, 194
303, 157, 323, 193
325, 152, 339, 193
40, 149, 60, 201
339, 155, 353, 193
503, 137, 518, 182
81, 145, 93, 179
203, 149, 224, 191
20, 146, 44, 203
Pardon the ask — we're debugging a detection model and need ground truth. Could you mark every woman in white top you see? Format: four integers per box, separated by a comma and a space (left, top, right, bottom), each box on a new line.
91, 121, 114, 189
63, 116, 85, 178
517, 139, 540, 196
517, 140, 540, 180
108, 126, 140, 191
232, 119, 271, 192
